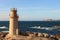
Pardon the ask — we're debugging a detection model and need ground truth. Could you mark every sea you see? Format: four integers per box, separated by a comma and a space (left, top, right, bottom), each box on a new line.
0, 21, 60, 35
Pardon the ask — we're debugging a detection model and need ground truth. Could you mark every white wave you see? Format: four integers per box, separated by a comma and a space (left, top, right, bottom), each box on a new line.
2, 31, 9, 32
30, 26, 56, 30
31, 26, 41, 29
45, 28, 54, 30
0, 26, 8, 29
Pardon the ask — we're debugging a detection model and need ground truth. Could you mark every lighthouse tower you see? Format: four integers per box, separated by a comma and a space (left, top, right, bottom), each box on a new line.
9, 8, 19, 36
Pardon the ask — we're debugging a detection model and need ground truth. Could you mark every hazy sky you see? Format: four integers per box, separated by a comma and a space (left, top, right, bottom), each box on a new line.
0, 0, 60, 21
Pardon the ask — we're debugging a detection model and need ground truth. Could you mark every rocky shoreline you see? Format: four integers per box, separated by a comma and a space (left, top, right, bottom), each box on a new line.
0, 32, 60, 40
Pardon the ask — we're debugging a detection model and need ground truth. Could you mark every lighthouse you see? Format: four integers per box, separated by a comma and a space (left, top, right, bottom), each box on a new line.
9, 8, 19, 36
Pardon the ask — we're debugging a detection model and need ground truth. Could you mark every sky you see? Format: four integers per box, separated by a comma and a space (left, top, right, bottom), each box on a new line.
0, 0, 60, 21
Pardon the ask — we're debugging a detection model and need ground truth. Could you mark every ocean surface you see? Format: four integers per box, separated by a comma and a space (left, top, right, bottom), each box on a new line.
0, 21, 60, 35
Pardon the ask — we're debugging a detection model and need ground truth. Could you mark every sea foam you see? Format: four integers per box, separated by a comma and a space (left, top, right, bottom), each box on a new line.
0, 26, 8, 29
30, 26, 56, 30
2, 31, 9, 32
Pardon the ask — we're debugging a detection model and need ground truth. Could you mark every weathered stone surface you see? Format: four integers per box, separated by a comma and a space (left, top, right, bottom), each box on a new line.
38, 33, 44, 37
43, 33, 49, 38
9, 8, 19, 36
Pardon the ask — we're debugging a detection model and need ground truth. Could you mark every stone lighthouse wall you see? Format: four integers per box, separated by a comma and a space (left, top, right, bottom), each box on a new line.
9, 8, 19, 36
